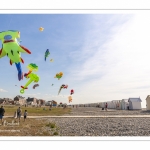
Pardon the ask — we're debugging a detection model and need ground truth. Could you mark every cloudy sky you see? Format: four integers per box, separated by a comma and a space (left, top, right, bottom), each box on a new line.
0, 14, 150, 107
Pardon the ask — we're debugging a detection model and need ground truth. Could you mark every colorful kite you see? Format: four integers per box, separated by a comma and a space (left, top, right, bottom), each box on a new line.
33, 84, 39, 89
0, 30, 31, 81
68, 96, 72, 103
54, 72, 63, 80
20, 73, 40, 94
45, 49, 50, 61
58, 84, 68, 95
39, 27, 44, 31
50, 59, 54, 62
58, 84, 65, 95
70, 89, 74, 95
20, 63, 39, 94
26, 63, 38, 75
63, 85, 68, 89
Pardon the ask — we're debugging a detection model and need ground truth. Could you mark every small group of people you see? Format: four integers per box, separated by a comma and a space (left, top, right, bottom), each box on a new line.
14, 107, 28, 122
0, 106, 28, 125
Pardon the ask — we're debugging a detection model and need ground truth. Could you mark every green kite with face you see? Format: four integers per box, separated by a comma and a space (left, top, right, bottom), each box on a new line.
0, 30, 31, 63
0, 30, 31, 80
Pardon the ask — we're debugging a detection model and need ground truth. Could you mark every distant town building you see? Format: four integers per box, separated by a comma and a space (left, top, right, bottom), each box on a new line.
46, 100, 57, 106
26, 97, 37, 105
0, 98, 13, 105
0, 98, 5, 104
38, 99, 45, 105
14, 95, 26, 106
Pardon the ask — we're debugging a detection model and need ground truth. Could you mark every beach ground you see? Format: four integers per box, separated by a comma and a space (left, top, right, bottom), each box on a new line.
1, 107, 150, 136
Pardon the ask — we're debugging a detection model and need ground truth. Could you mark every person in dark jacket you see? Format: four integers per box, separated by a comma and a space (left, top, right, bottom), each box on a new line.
0, 106, 5, 125
17, 107, 22, 122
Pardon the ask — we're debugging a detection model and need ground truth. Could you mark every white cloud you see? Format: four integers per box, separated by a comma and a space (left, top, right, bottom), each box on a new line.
0, 88, 8, 92
66, 14, 150, 107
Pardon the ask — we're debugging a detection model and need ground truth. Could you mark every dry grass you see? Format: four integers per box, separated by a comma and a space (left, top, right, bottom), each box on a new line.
0, 117, 59, 136
2, 105, 72, 116
0, 105, 70, 136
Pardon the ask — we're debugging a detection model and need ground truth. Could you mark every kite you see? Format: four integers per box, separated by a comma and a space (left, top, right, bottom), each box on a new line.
50, 59, 54, 62
20, 63, 39, 94
39, 27, 44, 31
68, 96, 72, 103
70, 89, 74, 95
45, 49, 50, 61
51, 84, 54, 86
20, 73, 40, 94
24, 63, 38, 79
0, 30, 31, 81
58, 84, 68, 95
33, 84, 39, 89
54, 72, 63, 80
58, 84, 65, 95
26, 63, 38, 75
63, 85, 68, 89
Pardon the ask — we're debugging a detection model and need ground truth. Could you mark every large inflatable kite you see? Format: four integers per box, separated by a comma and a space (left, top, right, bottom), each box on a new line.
58, 84, 68, 95
0, 30, 31, 81
45, 49, 50, 61
20, 63, 39, 94
54, 72, 63, 80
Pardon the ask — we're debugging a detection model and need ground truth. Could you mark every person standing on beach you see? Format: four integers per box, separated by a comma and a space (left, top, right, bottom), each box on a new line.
49, 104, 52, 111
0, 106, 5, 125
24, 110, 28, 122
105, 103, 108, 111
17, 107, 22, 122
14, 110, 17, 121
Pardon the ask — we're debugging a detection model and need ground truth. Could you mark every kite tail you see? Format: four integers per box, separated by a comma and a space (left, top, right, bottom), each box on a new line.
45, 57, 46, 61
15, 62, 23, 81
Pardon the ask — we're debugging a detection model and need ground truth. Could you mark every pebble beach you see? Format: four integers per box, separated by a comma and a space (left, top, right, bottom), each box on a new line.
43, 107, 150, 136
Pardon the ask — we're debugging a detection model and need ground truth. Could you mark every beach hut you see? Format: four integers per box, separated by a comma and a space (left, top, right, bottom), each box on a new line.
107, 101, 115, 109
146, 95, 150, 110
111, 101, 116, 109
106, 101, 111, 109
100, 102, 103, 108
121, 99, 129, 110
92, 103, 97, 107
128, 97, 142, 110
112, 100, 121, 109
101, 102, 105, 109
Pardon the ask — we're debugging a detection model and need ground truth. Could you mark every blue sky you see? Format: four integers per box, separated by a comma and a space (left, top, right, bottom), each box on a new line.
0, 14, 150, 108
